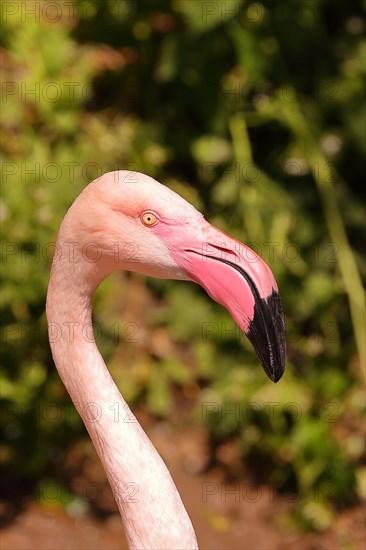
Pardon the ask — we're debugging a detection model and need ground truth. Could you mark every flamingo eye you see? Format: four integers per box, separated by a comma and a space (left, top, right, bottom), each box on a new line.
141, 211, 158, 226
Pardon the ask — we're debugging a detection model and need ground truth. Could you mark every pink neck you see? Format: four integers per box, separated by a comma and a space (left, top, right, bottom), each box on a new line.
46, 252, 198, 549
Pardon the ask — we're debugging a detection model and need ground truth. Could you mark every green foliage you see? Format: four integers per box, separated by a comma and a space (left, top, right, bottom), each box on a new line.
1, 0, 365, 530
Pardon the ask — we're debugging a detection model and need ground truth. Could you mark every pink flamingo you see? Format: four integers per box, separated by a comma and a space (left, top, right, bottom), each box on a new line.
46, 171, 285, 549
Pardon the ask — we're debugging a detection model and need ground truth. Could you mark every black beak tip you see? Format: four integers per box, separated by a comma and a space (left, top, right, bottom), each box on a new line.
258, 351, 285, 383
266, 363, 285, 383
246, 290, 286, 383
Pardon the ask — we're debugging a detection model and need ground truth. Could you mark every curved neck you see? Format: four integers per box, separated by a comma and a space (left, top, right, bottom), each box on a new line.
46, 253, 198, 549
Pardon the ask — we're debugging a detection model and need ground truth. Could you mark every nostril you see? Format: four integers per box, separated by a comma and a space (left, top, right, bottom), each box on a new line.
183, 244, 241, 262
205, 243, 240, 260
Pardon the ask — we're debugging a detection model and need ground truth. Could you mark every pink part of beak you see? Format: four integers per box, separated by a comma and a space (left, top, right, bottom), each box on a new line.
154, 218, 286, 382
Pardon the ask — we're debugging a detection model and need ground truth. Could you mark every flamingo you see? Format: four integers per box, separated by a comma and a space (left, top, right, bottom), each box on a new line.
46, 171, 286, 549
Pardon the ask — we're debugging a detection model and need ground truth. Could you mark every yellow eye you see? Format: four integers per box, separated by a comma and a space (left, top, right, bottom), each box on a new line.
141, 211, 158, 226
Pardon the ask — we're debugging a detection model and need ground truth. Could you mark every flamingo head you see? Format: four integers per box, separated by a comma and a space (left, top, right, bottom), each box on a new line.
64, 171, 286, 382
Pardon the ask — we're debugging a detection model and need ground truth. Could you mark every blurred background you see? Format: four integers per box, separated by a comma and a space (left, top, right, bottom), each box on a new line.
1, 1, 365, 548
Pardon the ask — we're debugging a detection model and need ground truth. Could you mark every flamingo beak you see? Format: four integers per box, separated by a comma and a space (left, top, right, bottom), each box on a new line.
155, 220, 286, 382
